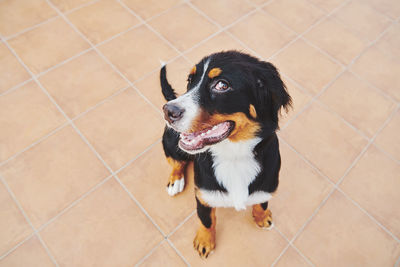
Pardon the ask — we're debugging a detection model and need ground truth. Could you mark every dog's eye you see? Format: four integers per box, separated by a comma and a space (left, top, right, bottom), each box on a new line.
212, 80, 230, 93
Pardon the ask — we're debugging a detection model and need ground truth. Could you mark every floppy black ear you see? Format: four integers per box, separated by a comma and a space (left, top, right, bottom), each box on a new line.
252, 61, 291, 126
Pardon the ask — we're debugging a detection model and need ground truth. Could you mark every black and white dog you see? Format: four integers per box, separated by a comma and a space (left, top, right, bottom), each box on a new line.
161, 51, 291, 258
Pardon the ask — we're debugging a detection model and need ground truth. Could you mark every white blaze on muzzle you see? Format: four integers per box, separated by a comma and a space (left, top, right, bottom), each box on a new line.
166, 58, 210, 133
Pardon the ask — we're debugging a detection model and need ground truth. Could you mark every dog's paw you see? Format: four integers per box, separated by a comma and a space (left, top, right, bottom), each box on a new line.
253, 209, 274, 230
193, 228, 215, 259
166, 177, 185, 196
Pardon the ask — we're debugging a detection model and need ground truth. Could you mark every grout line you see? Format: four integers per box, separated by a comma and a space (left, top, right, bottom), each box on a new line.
4, 15, 60, 41
35, 175, 113, 232
112, 174, 166, 237
0, 232, 35, 261
278, 104, 400, 246
3, 0, 102, 41
395, 255, 400, 267
166, 210, 196, 238
0, 78, 33, 97
133, 239, 165, 267
114, 138, 162, 174
336, 187, 400, 243
270, 243, 290, 267
0, 122, 69, 168
166, 238, 191, 267
63, 0, 102, 14
372, 143, 400, 165
35, 233, 59, 266
70, 85, 131, 121
2, 5, 169, 256
36, 47, 93, 78
271, 225, 315, 266
0, 176, 59, 266
1, 1, 398, 265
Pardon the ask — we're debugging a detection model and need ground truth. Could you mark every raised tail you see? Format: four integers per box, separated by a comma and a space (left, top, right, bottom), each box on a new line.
160, 65, 177, 101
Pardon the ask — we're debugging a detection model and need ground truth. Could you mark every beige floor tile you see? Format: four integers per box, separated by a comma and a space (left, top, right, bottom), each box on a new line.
51, 0, 94, 12
376, 23, 400, 60
8, 18, 90, 75
272, 40, 343, 95
134, 57, 190, 110
67, 0, 140, 44
279, 78, 312, 127
148, 4, 217, 52
39, 51, 127, 118
351, 47, 400, 101
0, 0, 57, 37
363, 0, 400, 20
122, 0, 181, 20
333, 0, 391, 41
264, 0, 325, 34
140, 241, 186, 267
191, 0, 254, 27
0, 236, 54, 267
340, 146, 400, 239
294, 190, 400, 266
248, 0, 268, 6
305, 18, 366, 65
375, 110, 400, 162
75, 89, 163, 171
319, 72, 396, 138
40, 178, 163, 266
184, 32, 246, 64
170, 208, 287, 265
0, 81, 65, 162
307, 0, 345, 12
119, 142, 195, 235
270, 142, 333, 240
275, 247, 310, 267
0, 182, 32, 255
98, 25, 178, 82
281, 103, 367, 182
0, 126, 110, 228
0, 43, 30, 93
228, 11, 296, 59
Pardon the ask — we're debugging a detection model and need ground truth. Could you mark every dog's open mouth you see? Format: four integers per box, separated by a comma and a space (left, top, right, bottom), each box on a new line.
179, 121, 234, 151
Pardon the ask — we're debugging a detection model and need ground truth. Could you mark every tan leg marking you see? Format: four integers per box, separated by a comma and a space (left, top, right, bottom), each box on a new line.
193, 208, 216, 259
166, 157, 187, 196
252, 204, 273, 229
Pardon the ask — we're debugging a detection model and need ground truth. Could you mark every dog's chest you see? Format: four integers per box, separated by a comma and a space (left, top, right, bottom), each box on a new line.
200, 138, 271, 210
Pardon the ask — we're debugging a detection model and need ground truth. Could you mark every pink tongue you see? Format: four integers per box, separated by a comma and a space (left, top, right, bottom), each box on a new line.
179, 122, 230, 149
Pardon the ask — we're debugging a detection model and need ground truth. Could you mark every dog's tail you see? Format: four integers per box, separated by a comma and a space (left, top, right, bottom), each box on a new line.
160, 65, 177, 101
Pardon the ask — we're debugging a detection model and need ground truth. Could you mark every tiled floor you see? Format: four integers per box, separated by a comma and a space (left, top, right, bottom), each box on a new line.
0, 0, 399, 266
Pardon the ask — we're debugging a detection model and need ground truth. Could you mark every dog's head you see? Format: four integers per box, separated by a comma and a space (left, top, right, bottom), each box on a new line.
163, 51, 291, 154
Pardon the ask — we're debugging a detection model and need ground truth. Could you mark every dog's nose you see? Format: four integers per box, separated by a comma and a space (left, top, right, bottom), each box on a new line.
163, 103, 185, 123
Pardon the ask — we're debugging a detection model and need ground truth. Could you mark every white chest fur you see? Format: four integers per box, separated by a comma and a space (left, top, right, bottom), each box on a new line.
199, 138, 272, 210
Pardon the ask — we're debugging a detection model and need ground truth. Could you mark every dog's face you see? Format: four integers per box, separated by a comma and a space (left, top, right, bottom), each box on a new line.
163, 51, 291, 154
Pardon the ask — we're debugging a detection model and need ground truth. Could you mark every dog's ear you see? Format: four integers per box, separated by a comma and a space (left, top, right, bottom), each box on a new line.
251, 61, 291, 126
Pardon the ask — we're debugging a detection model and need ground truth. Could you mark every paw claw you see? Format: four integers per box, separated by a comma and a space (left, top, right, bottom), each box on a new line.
166, 177, 185, 196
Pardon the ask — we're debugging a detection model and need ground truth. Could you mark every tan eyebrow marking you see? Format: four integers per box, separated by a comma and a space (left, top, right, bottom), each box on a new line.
249, 104, 257, 119
208, 68, 222, 78
190, 66, 196, 75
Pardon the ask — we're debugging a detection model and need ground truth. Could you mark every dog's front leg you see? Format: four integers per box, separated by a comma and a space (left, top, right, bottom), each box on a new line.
252, 201, 273, 229
166, 157, 187, 196
193, 196, 216, 258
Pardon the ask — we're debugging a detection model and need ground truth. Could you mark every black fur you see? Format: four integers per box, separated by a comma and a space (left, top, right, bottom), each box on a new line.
160, 65, 177, 101
161, 50, 290, 206
196, 197, 213, 228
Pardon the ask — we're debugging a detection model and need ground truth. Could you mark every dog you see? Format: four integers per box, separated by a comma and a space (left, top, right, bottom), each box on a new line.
160, 51, 291, 258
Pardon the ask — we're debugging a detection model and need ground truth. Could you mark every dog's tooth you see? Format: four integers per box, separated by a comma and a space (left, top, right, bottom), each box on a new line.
201, 133, 205, 137
212, 126, 217, 130
206, 130, 211, 134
